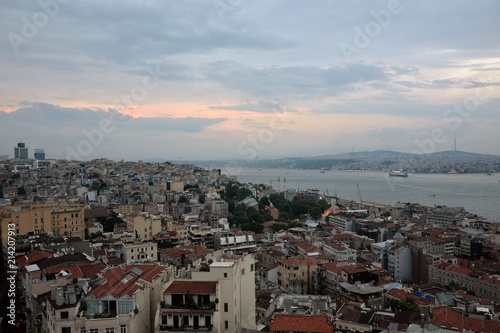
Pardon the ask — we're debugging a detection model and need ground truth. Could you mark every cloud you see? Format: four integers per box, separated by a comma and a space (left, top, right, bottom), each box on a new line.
208, 100, 299, 113
203, 61, 388, 97
0, 102, 224, 131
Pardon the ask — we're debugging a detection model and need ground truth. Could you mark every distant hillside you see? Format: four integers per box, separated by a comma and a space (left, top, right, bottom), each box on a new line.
181, 150, 500, 172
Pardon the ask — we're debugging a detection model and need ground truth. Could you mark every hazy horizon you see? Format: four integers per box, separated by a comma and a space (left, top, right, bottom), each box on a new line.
1, 1, 499, 161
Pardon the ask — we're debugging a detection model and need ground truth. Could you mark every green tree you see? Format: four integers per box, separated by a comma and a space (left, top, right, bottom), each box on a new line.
259, 196, 270, 209
91, 180, 101, 192
317, 198, 331, 211
308, 206, 322, 220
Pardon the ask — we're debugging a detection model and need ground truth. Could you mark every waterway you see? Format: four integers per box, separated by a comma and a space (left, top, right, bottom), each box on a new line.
232, 168, 500, 221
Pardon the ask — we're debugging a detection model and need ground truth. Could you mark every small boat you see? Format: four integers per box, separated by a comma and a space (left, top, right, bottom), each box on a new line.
430, 194, 436, 197
388, 170, 408, 177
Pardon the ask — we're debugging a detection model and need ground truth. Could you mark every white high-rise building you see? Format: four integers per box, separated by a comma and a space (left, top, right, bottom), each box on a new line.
155, 252, 256, 333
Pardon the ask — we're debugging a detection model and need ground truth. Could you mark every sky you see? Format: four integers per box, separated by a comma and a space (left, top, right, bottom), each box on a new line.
1, 0, 500, 161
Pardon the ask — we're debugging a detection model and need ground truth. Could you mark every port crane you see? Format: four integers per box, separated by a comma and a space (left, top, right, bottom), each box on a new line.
356, 184, 363, 209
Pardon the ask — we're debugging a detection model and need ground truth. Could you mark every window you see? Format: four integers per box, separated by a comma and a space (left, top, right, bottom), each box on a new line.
224, 303, 228, 312
224, 321, 228, 329
61, 311, 69, 319
80, 328, 86, 333
89, 330, 98, 333
105, 329, 114, 333
223, 273, 227, 278
120, 325, 127, 333
62, 328, 71, 333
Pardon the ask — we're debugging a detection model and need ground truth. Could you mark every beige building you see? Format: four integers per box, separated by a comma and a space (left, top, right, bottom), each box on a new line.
278, 257, 321, 295
429, 262, 500, 302
122, 239, 158, 264
155, 252, 257, 333
128, 212, 162, 240
167, 181, 184, 192
117, 204, 142, 216
0, 202, 85, 244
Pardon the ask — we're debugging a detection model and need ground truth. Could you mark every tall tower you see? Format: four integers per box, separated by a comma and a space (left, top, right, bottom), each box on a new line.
34, 148, 45, 160
14, 142, 28, 159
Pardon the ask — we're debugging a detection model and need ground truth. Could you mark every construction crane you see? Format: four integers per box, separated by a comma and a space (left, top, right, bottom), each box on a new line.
356, 184, 363, 209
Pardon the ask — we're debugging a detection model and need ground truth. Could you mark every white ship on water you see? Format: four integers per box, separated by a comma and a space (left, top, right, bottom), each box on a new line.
388, 169, 408, 177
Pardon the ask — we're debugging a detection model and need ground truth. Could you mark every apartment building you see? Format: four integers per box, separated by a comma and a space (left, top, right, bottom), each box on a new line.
371, 240, 396, 269
278, 257, 321, 295
128, 213, 162, 240
155, 252, 256, 333
0, 202, 85, 244
321, 241, 357, 261
429, 263, 500, 302
122, 239, 158, 264
387, 245, 413, 283
210, 199, 228, 218
72, 264, 170, 333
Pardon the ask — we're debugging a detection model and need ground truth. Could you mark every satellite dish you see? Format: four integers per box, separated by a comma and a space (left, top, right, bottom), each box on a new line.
42, 302, 46, 307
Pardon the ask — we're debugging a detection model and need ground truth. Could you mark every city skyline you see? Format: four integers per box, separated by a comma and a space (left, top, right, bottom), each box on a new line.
1, 0, 500, 161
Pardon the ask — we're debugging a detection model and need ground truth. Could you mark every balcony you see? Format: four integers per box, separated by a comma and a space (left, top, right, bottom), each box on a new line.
161, 302, 216, 313
159, 325, 214, 332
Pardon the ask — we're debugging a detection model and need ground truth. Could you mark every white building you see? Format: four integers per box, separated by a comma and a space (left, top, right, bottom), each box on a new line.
155, 252, 257, 333
322, 242, 357, 261
371, 240, 396, 269
388, 245, 413, 283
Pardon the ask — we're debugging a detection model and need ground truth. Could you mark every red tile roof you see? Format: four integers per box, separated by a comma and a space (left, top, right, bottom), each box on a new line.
270, 314, 333, 333
166, 248, 192, 259
165, 281, 217, 295
320, 262, 342, 274
79, 263, 106, 279
386, 289, 433, 307
342, 266, 368, 274
448, 265, 472, 276
332, 233, 355, 240
432, 307, 500, 333
123, 265, 168, 283
17, 251, 52, 268
296, 242, 321, 253
43, 265, 83, 278
89, 264, 168, 298
90, 266, 142, 298
480, 274, 500, 285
